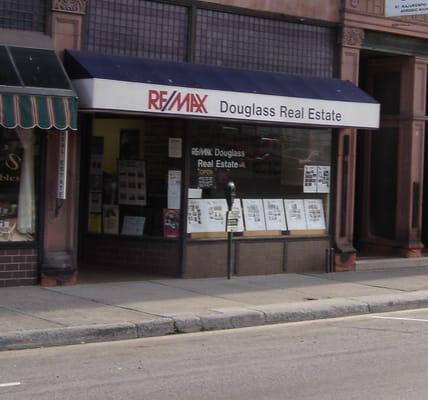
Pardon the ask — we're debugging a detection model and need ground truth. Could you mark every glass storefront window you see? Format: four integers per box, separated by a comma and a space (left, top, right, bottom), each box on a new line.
0, 127, 39, 242
86, 117, 332, 239
87, 117, 184, 238
189, 121, 332, 235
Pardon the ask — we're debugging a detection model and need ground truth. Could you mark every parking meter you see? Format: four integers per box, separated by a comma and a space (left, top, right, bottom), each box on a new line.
225, 181, 236, 211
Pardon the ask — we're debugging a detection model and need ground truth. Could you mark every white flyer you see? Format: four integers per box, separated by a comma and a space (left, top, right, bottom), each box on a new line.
242, 199, 266, 231
304, 199, 326, 230
187, 198, 228, 233
284, 199, 307, 230
168, 137, 182, 158
230, 199, 244, 232
317, 166, 330, 193
205, 199, 227, 232
167, 170, 181, 210
303, 165, 318, 193
121, 216, 145, 236
187, 199, 206, 233
263, 199, 287, 231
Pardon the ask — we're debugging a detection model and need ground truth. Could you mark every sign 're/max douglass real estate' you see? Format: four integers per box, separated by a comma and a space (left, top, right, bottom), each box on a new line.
74, 79, 380, 129
385, 0, 428, 17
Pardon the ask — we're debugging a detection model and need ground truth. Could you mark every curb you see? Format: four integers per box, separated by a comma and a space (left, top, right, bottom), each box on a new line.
2, 290, 428, 351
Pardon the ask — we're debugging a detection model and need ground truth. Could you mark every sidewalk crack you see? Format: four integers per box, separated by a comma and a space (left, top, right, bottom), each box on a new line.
144, 280, 249, 306
0, 305, 67, 328
42, 287, 179, 320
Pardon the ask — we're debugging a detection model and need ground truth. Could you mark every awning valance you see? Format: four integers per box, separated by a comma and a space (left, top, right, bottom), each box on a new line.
0, 94, 77, 130
65, 50, 380, 129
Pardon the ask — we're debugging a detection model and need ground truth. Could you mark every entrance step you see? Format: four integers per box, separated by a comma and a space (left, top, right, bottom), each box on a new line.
356, 257, 428, 271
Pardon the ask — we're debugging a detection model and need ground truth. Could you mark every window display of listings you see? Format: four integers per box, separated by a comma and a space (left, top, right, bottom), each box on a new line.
187, 121, 331, 237
86, 119, 330, 242
187, 197, 326, 235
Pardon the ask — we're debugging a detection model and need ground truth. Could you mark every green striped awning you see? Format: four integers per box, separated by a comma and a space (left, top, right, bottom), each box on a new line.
0, 93, 77, 130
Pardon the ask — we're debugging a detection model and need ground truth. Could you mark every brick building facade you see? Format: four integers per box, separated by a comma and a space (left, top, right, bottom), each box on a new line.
0, 0, 427, 286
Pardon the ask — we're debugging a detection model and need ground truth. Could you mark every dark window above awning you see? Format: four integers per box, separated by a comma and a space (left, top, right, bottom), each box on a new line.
0, 39, 77, 131
64, 50, 380, 129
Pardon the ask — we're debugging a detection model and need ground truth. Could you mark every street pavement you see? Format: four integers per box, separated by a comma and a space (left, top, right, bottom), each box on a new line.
2, 260, 428, 350
3, 308, 428, 399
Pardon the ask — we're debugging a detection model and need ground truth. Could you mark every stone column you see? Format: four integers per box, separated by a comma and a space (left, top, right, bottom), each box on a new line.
333, 27, 364, 271
41, 0, 87, 286
48, 0, 87, 56
395, 57, 427, 256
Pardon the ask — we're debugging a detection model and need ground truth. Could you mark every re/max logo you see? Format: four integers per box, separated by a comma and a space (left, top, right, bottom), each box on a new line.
148, 90, 208, 113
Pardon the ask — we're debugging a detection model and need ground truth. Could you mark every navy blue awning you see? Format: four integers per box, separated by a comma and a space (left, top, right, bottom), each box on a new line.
64, 50, 380, 129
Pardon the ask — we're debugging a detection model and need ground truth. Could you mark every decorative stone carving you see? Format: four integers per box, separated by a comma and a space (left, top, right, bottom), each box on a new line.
52, 0, 88, 14
341, 27, 365, 48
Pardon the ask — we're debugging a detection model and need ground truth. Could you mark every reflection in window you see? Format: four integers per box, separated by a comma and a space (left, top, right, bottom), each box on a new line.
190, 121, 331, 198
189, 121, 332, 233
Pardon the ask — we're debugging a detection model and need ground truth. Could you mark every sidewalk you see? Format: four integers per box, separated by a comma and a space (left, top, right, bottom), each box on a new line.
2, 262, 428, 350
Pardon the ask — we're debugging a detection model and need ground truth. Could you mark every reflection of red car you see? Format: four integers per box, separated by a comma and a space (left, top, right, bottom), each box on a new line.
282, 148, 325, 186
283, 148, 323, 165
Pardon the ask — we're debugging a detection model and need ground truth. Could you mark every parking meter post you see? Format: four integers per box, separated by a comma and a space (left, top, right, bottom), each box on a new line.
225, 182, 236, 280
227, 215, 233, 280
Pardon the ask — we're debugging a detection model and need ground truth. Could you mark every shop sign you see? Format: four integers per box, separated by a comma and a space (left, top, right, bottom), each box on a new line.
226, 210, 240, 233
0, 152, 21, 186
385, 0, 428, 16
76, 80, 380, 129
192, 147, 246, 170
192, 146, 246, 189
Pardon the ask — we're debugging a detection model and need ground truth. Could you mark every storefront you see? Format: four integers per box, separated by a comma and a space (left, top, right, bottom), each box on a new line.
0, 30, 77, 287
65, 50, 379, 278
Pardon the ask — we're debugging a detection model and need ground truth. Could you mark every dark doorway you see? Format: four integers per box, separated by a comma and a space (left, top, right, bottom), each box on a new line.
353, 51, 401, 256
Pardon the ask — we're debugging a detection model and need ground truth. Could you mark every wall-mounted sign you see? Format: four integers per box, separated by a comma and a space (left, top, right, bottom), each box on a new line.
57, 131, 68, 199
385, 0, 428, 17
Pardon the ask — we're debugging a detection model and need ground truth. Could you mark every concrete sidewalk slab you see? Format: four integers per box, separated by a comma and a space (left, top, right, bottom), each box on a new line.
313, 267, 428, 292
47, 281, 251, 314
357, 257, 428, 271
151, 274, 395, 304
0, 286, 155, 331
2, 267, 428, 351
0, 307, 61, 332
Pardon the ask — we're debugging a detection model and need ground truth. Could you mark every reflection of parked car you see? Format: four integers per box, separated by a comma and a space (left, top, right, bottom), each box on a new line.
282, 148, 326, 186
